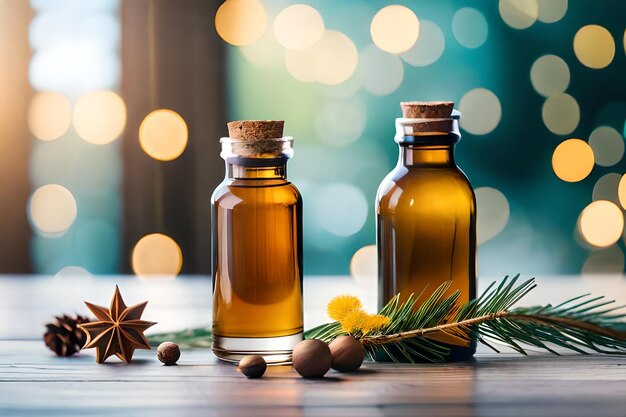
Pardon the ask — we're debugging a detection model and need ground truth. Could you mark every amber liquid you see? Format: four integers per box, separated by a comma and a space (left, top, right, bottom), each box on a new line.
211, 160, 303, 361
376, 139, 476, 361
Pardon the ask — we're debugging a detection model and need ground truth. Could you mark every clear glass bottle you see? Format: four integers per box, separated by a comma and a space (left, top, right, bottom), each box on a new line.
211, 122, 303, 364
376, 103, 476, 361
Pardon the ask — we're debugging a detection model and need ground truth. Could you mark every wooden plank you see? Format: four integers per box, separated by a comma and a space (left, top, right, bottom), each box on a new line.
1, 341, 626, 416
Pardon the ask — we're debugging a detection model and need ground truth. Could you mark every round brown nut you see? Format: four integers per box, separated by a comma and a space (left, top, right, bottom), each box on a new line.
329, 335, 365, 372
238, 355, 267, 379
157, 342, 180, 365
292, 339, 332, 378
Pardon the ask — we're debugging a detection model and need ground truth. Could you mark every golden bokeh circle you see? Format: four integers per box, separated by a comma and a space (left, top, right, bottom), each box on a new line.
215, 0, 266, 46
132, 233, 183, 277
370, 5, 419, 54
73, 90, 126, 145
139, 109, 189, 161
350, 244, 377, 286
28, 92, 72, 141
274, 4, 324, 51
579, 200, 624, 248
574, 25, 615, 69
29, 184, 77, 236
552, 139, 594, 182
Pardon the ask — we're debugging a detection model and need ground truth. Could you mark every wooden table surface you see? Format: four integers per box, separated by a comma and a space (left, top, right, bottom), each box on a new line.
2, 275, 626, 416
1, 341, 625, 417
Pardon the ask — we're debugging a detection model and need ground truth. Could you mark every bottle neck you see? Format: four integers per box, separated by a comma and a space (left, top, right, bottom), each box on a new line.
226, 158, 287, 179
399, 145, 455, 167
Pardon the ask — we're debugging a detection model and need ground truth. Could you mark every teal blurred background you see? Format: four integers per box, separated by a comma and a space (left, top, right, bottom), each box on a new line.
225, 0, 626, 277
7, 0, 626, 278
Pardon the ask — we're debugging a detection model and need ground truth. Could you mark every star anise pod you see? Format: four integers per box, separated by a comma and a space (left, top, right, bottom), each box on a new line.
79, 286, 157, 364
44, 314, 91, 357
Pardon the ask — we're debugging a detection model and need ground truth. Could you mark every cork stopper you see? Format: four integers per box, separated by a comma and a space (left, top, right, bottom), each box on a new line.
400, 101, 454, 119
227, 120, 284, 141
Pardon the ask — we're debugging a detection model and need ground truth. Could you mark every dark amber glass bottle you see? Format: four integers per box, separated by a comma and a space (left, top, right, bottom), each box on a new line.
376, 102, 476, 361
211, 121, 303, 364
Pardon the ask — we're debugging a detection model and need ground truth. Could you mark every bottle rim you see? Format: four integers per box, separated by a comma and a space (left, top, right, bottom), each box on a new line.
395, 109, 461, 144
220, 136, 294, 144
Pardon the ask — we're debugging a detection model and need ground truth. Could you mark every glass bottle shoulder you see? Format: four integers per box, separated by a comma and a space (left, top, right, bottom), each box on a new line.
376, 165, 475, 213
211, 178, 302, 209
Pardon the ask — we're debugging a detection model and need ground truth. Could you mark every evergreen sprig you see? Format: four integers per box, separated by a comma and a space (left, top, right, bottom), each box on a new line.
305, 275, 626, 363
148, 327, 213, 348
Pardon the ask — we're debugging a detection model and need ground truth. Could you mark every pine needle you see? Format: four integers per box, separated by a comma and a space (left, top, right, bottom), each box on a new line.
305, 275, 626, 362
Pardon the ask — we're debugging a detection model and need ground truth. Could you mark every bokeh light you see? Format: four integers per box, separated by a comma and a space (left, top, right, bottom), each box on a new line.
400, 20, 445, 67
475, 187, 510, 245
284, 49, 316, 83
618, 174, 626, 209
588, 126, 624, 167
139, 109, 189, 161
314, 31, 358, 86
359, 44, 404, 96
73, 90, 126, 145
579, 200, 624, 248
55, 266, 92, 280
28, 184, 78, 236
552, 139, 594, 182
215, 0, 266, 46
274, 4, 324, 51
458, 88, 502, 135
28, 91, 72, 141
370, 5, 419, 54
452, 8, 488, 49
582, 245, 624, 278
132, 233, 183, 277
537, 0, 568, 23
285, 30, 358, 85
315, 99, 366, 147
530, 55, 570, 97
313, 183, 368, 237
239, 27, 283, 69
542, 93, 580, 135
499, 0, 538, 30
350, 244, 377, 286
592, 173, 621, 204
574, 25, 615, 69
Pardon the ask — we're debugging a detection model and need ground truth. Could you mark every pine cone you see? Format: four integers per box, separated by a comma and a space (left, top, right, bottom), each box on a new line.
44, 314, 91, 357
